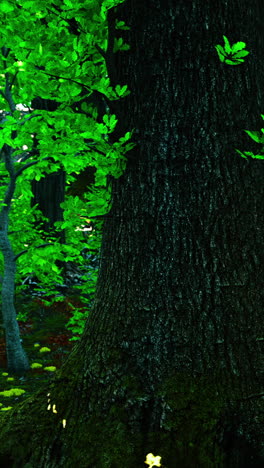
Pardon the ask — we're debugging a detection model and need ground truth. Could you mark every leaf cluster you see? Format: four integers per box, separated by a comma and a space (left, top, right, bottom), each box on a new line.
0, 0, 136, 339
215, 35, 250, 65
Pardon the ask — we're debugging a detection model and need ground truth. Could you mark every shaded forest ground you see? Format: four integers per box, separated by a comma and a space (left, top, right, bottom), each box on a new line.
0, 292, 84, 410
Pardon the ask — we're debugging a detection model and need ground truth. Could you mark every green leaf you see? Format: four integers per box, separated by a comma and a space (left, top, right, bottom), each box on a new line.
243, 130, 264, 144
248, 153, 264, 159
63, 0, 73, 8
232, 50, 249, 59
231, 41, 246, 53
102, 113, 118, 130
251, 154, 264, 159
215, 45, 226, 62
0, 2, 14, 12
235, 149, 251, 159
115, 84, 128, 97
115, 20, 130, 30
72, 50, 78, 61
0, 0, 132, 333
223, 35, 232, 54
235, 149, 264, 159
224, 59, 244, 65
21, 1, 35, 9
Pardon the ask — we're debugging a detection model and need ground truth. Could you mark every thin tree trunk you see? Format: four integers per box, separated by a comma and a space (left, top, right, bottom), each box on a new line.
0, 228, 30, 373
0, 145, 30, 373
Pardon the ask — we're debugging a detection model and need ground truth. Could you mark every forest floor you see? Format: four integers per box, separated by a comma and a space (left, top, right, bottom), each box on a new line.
0, 293, 83, 411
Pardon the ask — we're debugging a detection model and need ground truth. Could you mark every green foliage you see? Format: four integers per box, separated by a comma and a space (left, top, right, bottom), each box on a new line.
0, 388, 25, 397
65, 302, 90, 340
215, 35, 264, 162
39, 347, 51, 353
0, 0, 135, 209
0, 0, 136, 341
7, 187, 101, 338
30, 362, 43, 369
43, 366, 56, 372
215, 35, 250, 65
235, 114, 264, 159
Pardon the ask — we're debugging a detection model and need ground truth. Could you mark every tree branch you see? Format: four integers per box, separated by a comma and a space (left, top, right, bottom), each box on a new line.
13, 243, 53, 261
17, 113, 42, 126
15, 156, 51, 178
94, 43, 106, 60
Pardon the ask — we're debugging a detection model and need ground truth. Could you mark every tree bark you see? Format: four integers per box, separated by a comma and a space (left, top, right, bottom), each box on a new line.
0, 145, 30, 373
0, 1, 264, 467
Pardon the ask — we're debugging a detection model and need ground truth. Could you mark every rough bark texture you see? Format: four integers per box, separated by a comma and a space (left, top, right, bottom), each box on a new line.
0, 1, 264, 467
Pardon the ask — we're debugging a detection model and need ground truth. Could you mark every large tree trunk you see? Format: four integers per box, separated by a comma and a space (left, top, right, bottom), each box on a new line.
0, 1, 264, 467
